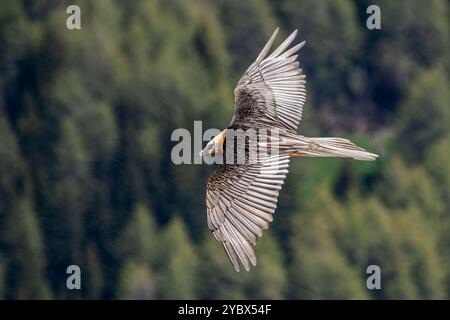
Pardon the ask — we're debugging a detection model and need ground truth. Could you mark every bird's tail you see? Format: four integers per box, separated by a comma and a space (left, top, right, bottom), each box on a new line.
289, 136, 378, 161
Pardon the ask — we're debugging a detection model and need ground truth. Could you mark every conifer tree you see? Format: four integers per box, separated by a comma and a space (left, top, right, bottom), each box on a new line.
156, 217, 199, 299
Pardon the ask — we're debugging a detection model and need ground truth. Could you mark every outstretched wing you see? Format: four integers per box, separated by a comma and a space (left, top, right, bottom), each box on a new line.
230, 28, 307, 132
206, 154, 290, 271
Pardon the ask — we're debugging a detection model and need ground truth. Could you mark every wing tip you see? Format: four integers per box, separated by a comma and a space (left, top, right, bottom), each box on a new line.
270, 27, 280, 41
255, 27, 280, 63
266, 28, 299, 60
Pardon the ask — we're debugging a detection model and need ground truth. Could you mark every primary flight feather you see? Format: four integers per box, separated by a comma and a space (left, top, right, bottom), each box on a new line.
200, 28, 378, 272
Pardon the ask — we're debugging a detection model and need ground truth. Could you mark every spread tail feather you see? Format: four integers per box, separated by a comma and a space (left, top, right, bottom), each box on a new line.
290, 137, 378, 161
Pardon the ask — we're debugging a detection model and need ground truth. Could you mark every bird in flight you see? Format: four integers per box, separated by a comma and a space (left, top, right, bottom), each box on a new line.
199, 28, 378, 272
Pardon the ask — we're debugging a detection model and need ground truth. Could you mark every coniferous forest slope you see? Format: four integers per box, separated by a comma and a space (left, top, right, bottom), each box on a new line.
0, 0, 449, 299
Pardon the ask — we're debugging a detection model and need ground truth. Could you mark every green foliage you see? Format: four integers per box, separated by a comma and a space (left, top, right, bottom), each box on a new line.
361, 0, 449, 124
200, 231, 288, 299
377, 0, 449, 68
0, 0, 448, 300
378, 156, 444, 219
0, 116, 25, 213
118, 204, 159, 266
117, 262, 156, 300
397, 69, 450, 162
3, 199, 51, 299
198, 236, 246, 299
213, 0, 277, 76
425, 138, 450, 211
156, 217, 199, 299
278, 0, 367, 130
249, 232, 287, 299
85, 245, 105, 299
288, 190, 369, 299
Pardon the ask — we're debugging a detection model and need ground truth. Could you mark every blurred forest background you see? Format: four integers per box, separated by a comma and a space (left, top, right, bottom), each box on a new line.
0, 0, 449, 299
